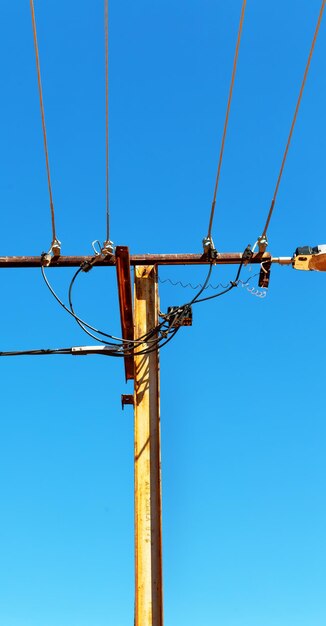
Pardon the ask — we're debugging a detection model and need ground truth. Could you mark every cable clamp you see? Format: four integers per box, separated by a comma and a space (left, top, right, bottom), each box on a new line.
166, 305, 192, 327
242, 244, 254, 264
102, 240, 115, 257
51, 238, 61, 257
41, 238, 61, 266
41, 251, 52, 267
71, 345, 118, 355
80, 260, 93, 273
257, 235, 268, 253
202, 236, 218, 260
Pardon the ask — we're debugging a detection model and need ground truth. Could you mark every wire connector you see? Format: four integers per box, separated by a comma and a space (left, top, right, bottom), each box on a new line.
242, 244, 253, 264
102, 240, 115, 257
259, 260, 272, 288
202, 236, 218, 260
167, 305, 193, 327
41, 238, 61, 266
71, 345, 119, 356
80, 260, 94, 273
51, 238, 61, 257
257, 235, 268, 253
41, 251, 52, 267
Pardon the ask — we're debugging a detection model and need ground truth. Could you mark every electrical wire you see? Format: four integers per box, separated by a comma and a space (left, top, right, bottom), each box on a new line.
159, 277, 230, 290
66, 265, 172, 346
41, 259, 212, 354
6, 248, 253, 360
158, 273, 259, 291
189, 244, 253, 304
207, 0, 247, 240
188, 263, 214, 304
0, 331, 181, 358
41, 263, 177, 355
68, 266, 120, 343
242, 284, 267, 298
43, 248, 250, 352
41, 263, 136, 345
41, 265, 103, 332
191, 258, 244, 304
0, 348, 72, 357
260, 0, 326, 242
29, 0, 60, 253
104, 0, 111, 243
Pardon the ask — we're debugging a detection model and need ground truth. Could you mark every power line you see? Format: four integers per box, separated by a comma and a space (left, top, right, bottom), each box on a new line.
29, 0, 60, 256
105, 0, 110, 239
40, 261, 180, 353
205, 0, 247, 250
34, 248, 251, 360
191, 255, 245, 304
66, 264, 178, 347
258, 0, 326, 249
103, 0, 114, 256
0, 348, 71, 357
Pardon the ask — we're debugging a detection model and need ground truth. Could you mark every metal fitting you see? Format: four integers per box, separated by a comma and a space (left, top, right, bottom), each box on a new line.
51, 238, 61, 257
102, 240, 115, 257
121, 394, 134, 410
242, 244, 253, 263
257, 235, 268, 253
167, 305, 193, 327
41, 251, 52, 266
80, 260, 93, 273
202, 236, 218, 260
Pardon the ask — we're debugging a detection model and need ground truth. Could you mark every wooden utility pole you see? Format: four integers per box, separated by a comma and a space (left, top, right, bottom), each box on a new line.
0, 249, 293, 625
133, 265, 163, 626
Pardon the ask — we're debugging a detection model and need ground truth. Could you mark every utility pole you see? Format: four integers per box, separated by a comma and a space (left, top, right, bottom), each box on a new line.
133, 265, 163, 626
0, 249, 294, 625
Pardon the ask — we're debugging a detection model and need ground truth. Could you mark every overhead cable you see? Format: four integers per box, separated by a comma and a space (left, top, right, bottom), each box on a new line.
191, 254, 245, 304
41, 261, 180, 353
102, 0, 114, 256
204, 0, 247, 252
29, 0, 61, 256
0, 348, 71, 357
193, 244, 252, 303
38, 246, 251, 358
258, 0, 326, 250
1, 245, 253, 359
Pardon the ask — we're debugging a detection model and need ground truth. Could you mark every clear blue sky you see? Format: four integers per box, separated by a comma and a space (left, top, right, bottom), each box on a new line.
0, 1, 325, 625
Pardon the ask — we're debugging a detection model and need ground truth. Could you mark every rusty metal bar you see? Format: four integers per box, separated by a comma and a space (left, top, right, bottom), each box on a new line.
0, 253, 292, 268
134, 266, 163, 626
121, 394, 134, 410
258, 260, 272, 288
115, 246, 134, 381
